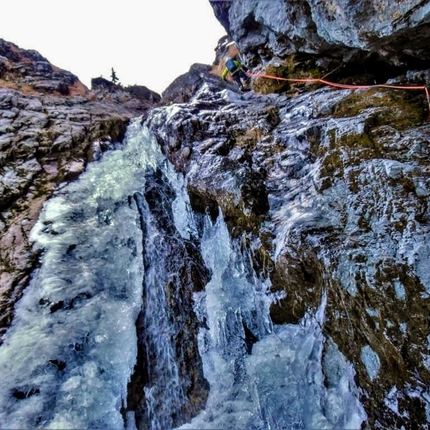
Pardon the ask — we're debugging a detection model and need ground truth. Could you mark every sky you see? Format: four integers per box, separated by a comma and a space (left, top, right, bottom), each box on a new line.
1, 0, 226, 94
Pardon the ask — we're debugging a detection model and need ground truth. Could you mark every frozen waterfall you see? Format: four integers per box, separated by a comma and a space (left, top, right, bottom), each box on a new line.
0, 119, 366, 429
0, 121, 161, 429
181, 214, 366, 430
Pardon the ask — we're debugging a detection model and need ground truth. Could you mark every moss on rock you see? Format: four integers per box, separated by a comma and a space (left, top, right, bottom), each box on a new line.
269, 245, 324, 324
331, 88, 426, 130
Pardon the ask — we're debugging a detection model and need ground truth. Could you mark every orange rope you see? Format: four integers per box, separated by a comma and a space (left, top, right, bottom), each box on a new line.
247, 72, 430, 118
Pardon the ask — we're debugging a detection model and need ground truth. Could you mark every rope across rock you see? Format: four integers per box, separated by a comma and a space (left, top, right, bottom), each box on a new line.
247, 72, 430, 118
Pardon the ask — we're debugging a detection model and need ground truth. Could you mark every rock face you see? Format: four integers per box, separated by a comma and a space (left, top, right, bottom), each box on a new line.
210, 0, 430, 69
162, 63, 213, 104
199, 4, 430, 426
0, 39, 159, 340
1, 0, 430, 427
0, 39, 80, 95
91, 77, 161, 109
147, 59, 430, 427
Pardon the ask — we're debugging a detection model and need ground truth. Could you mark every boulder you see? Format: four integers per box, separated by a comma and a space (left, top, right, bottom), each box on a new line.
126, 84, 161, 103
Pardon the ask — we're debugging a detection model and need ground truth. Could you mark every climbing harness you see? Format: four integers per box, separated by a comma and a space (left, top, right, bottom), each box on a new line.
247, 72, 430, 118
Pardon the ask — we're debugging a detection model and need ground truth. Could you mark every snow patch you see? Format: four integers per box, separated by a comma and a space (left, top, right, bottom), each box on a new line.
393, 280, 406, 300
361, 345, 380, 381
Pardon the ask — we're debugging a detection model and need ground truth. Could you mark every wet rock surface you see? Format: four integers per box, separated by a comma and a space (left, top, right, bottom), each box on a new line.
0, 39, 159, 341
147, 66, 430, 428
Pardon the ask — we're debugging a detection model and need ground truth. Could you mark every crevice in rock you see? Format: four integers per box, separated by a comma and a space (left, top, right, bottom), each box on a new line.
188, 188, 220, 223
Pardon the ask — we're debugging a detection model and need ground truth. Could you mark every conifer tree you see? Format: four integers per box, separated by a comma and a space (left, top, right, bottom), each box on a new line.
110, 67, 119, 84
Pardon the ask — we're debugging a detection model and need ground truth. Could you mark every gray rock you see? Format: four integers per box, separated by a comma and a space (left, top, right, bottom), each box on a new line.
63, 160, 85, 181
162, 63, 214, 104
210, 0, 430, 67
148, 72, 430, 428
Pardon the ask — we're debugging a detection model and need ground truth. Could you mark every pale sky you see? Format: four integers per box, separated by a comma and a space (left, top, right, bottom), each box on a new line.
1, 0, 226, 95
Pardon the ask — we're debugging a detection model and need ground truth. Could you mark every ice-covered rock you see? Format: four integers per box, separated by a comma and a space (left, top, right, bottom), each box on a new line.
210, 0, 430, 68
0, 39, 159, 340
147, 68, 430, 428
1, 0, 430, 427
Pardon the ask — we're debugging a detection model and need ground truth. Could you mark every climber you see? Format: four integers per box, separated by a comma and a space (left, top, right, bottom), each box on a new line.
221, 41, 250, 91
